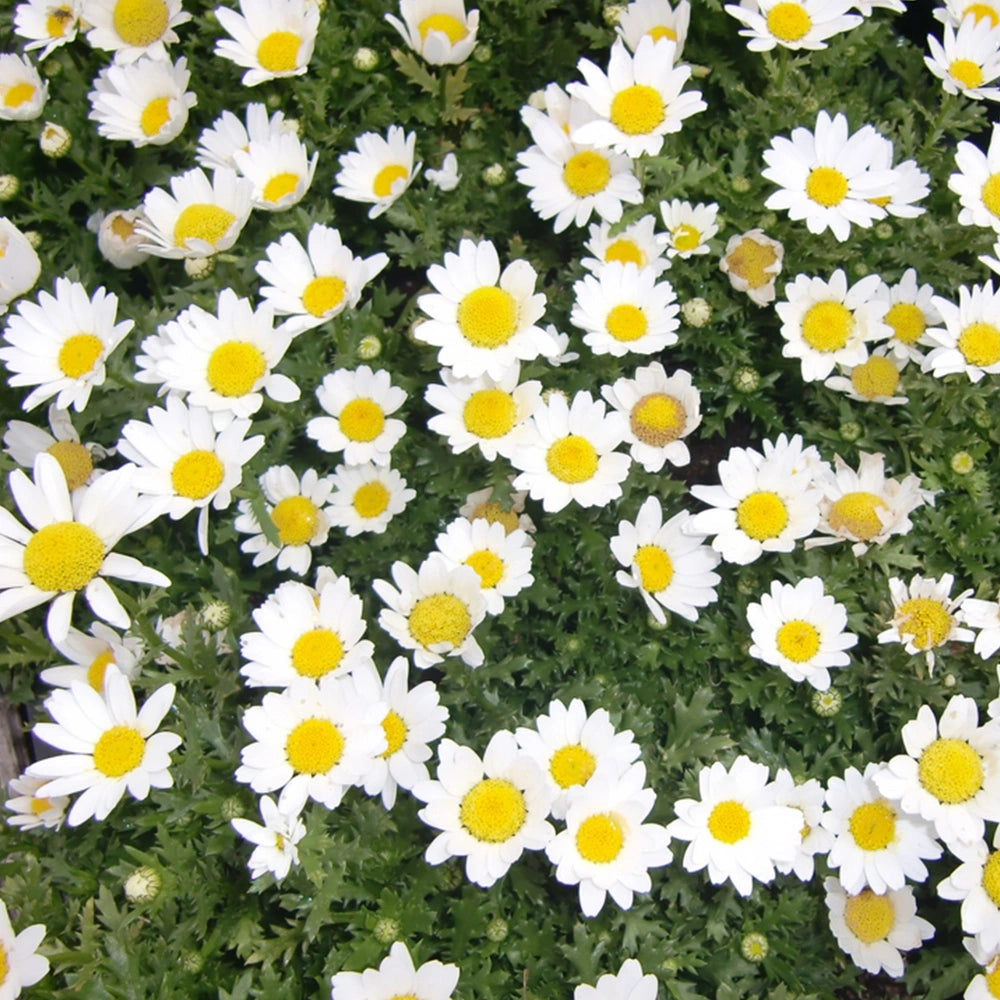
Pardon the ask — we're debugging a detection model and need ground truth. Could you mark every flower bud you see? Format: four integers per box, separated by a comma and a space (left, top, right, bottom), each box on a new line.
0, 175, 19, 201
839, 421, 862, 443
681, 297, 712, 328
358, 334, 382, 360
352, 47, 378, 71
200, 600, 232, 630
184, 256, 215, 279
373, 917, 399, 944
741, 932, 769, 962
731, 366, 760, 393
485, 917, 509, 942
950, 451, 974, 475
481, 163, 507, 186
812, 688, 843, 717
124, 866, 161, 903
39, 122, 71, 157
220, 796, 245, 821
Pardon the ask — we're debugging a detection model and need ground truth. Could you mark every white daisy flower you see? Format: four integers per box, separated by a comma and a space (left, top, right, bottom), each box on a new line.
134, 288, 299, 421
825, 877, 934, 977
581, 215, 671, 276
414, 238, 555, 379
761, 111, 895, 242
0, 277, 133, 413
27, 668, 180, 826
332, 125, 421, 219
938, 836, 1000, 953
239, 571, 375, 688
658, 199, 718, 258
425, 363, 542, 461
570, 262, 680, 358
90, 207, 151, 269
331, 941, 459, 1000
877, 574, 974, 674
351, 657, 449, 810
0, 455, 168, 643
413, 730, 555, 888
725, 0, 862, 51
14, 0, 82, 58
4, 404, 102, 492
610, 496, 721, 625
233, 465, 334, 576
960, 591, 1000, 659
825, 350, 907, 404
866, 132, 930, 219
667, 755, 803, 897
514, 698, 641, 821
770, 767, 833, 881
923, 281, 1000, 382
926, 14, 1000, 100
232, 131, 317, 212
426, 151, 461, 190
214, 0, 318, 86
373, 555, 487, 669
327, 462, 415, 536
117, 395, 265, 555
234, 675, 386, 809
686, 434, 823, 565
962, 936, 1000, 1000
509, 390, 630, 513
873, 695, 1000, 848
0, 899, 48, 995
0, 54, 47, 121
616, 0, 691, 59
231, 784, 307, 881
255, 225, 389, 337
195, 102, 296, 172
574, 959, 657, 1000
384, 0, 480, 65
81, 0, 189, 62
776, 269, 890, 381
936, 0, 1000, 26
4, 772, 68, 831
0, 218, 42, 315
569, 36, 705, 157
40, 620, 142, 691
877, 267, 941, 365
949, 123, 1000, 230
546, 761, 672, 917
719, 228, 784, 307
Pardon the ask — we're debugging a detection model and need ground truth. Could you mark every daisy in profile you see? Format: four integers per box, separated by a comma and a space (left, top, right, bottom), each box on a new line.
770, 768, 833, 881
426, 151, 460, 190
327, 462, 415, 536
514, 698, 641, 820
305, 366, 407, 466
196, 102, 296, 172
0, 277, 133, 413
333, 126, 421, 219
658, 199, 718, 259
14, 0, 81, 58
91, 207, 151, 269
762, 110, 895, 241
610, 497, 721, 625
877, 267, 941, 366
877, 574, 974, 673
331, 941, 459, 1000
825, 878, 934, 977
601, 363, 701, 471
0, 219, 42, 315
413, 731, 555, 888
117, 395, 265, 554
41, 620, 142, 691
570, 262, 680, 357
923, 281, 1000, 382
938, 838, 1000, 953
214, 0, 318, 86
373, 555, 487, 669
0, 54, 47, 121
575, 960, 657, 1000
4, 771, 69, 830
962, 937, 1000, 1000
719, 228, 784, 307
725, 0, 862, 51
925, 14, 1000, 100
509, 390, 631, 513
255, 225, 389, 337
231, 784, 307, 881
239, 572, 375, 688
581, 215, 670, 276
4, 404, 103, 492
234, 465, 335, 576
232, 132, 317, 212
569, 36, 706, 158
873, 695, 1000, 847
867, 133, 930, 219
0, 455, 168, 643
949, 123, 1000, 230
547, 762, 672, 917
0, 898, 49, 995
81, 0, 189, 62
960, 589, 1000, 659
936, 0, 1000, 25
667, 755, 802, 897
384, 0, 480, 65
616, 0, 691, 58
27, 667, 180, 826
136, 166, 254, 259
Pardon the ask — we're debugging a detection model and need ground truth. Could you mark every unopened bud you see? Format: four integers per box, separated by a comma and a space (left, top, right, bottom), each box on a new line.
812, 688, 843, 717
731, 366, 760, 393
39, 122, 71, 157
681, 297, 712, 328
184, 256, 215, 279
124, 866, 161, 903
481, 163, 507, 186
485, 917, 508, 942
200, 600, 232, 630
373, 917, 399, 944
741, 932, 769, 962
0, 175, 19, 201
352, 47, 378, 71
358, 334, 382, 360
951, 451, 974, 475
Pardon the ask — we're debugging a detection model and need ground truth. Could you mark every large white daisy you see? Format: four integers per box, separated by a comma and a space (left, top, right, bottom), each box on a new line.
331, 941, 460, 1000
214, 0, 318, 86
925, 14, 1000, 101
949, 123, 1000, 230
877, 267, 941, 366
81, 0, 190, 63
616, 0, 691, 58
383, 0, 480, 65
41, 620, 142, 691
923, 281, 1000, 382
725, 0, 862, 51
13, 0, 82, 59
938, 837, 1000, 954
326, 462, 415, 537
332, 125, 422, 219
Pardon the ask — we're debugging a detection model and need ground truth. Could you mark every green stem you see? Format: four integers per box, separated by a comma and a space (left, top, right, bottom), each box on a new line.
920, 91, 955, 160
775, 47, 789, 93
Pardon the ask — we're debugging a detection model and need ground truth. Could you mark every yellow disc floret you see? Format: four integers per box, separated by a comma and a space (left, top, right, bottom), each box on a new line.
707, 800, 751, 843
986, 961, 1000, 999
381, 710, 407, 757
457, 286, 519, 348
896, 597, 952, 650
206, 341, 266, 397
918, 737, 983, 803
174, 204, 236, 249
605, 303, 648, 342
93, 724, 145, 777
630, 392, 685, 446
766, 2, 811, 41
112, 0, 168, 46
850, 356, 900, 399
549, 744, 596, 789
408, 593, 470, 649
843, 890, 894, 943
270, 496, 321, 546
46, 440, 93, 491
609, 84, 664, 136
884, 302, 926, 345
87, 649, 116, 692
339, 398, 385, 442
724, 237, 778, 290
775, 620, 821, 663
171, 449, 224, 500
672, 224, 702, 253
140, 96, 170, 137
605, 239, 644, 266
562, 151, 611, 197
801, 301, 853, 352
301, 276, 346, 317
950, 59, 984, 89
828, 491, 888, 541
576, 813, 625, 863
634, 544, 673, 593
24, 521, 104, 592
291, 628, 344, 678
46, 6, 74, 36
459, 777, 526, 842
982, 173, 1000, 218
465, 549, 504, 589
256, 30, 301, 72
352, 481, 390, 519
418, 13, 468, 42
983, 850, 1000, 906
463, 389, 517, 439
736, 491, 788, 541
648, 25, 677, 42
285, 717, 343, 774
805, 166, 848, 207
468, 500, 520, 534
372, 163, 409, 198
262, 172, 300, 205
546, 435, 598, 484
58, 333, 103, 379
958, 321, 1000, 367
848, 801, 896, 851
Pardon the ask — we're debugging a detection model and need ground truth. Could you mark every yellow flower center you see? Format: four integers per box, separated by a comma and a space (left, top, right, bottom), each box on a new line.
408, 593, 470, 649
828, 491, 887, 540
339, 398, 385, 442
575, 813, 625, 863
986, 961, 1000, 999
546, 435, 598, 484
735, 491, 788, 541
707, 799, 751, 843
170, 449, 224, 501
110, 214, 136, 240
774, 620, 821, 663
301, 276, 346, 317
140, 96, 170, 137
982, 850, 1000, 906
896, 597, 952, 650
23, 521, 104, 592
270, 496, 321, 547
418, 12, 468, 42
609, 84, 664, 136
93, 725, 145, 777
87, 649, 116, 691
291, 628, 344, 678
958, 321, 1000, 367
112, 0, 168, 46
629, 392, 685, 446
982, 173, 1000, 217
58, 333, 103, 379
372, 164, 409, 199
672, 224, 701, 252
381, 710, 407, 757
648, 25, 677, 42
456, 286, 519, 348
262, 171, 300, 205
30, 797, 52, 815
604, 238, 644, 266
850, 356, 900, 399
724, 236, 778, 290
884, 302, 925, 346
917, 737, 983, 803
634, 544, 673, 593
468, 501, 520, 534
46, 6, 74, 36
549, 743, 596, 789
256, 30, 301, 72
173, 204, 236, 249
801, 301, 853, 352
3, 82, 35, 108
462, 389, 517, 439
352, 480, 390, 519
46, 440, 93, 491
805, 166, 848, 207
848, 801, 896, 851
950, 58, 984, 89
465, 549, 504, 589
605, 303, 648, 342
0, 944, 6, 987
562, 150, 611, 197
765, 1, 811, 41
966, 2, 1000, 24
205, 341, 266, 397
285, 717, 343, 774
459, 777, 526, 842
843, 890, 894, 944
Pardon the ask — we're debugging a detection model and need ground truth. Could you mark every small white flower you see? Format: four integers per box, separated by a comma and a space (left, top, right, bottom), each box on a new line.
923, 280, 1000, 382
231, 784, 307, 880
581, 215, 671, 276
214, 0, 318, 86
658, 198, 718, 258
949, 122, 1000, 230
770, 768, 832, 881
40, 620, 142, 691
384, 0, 480, 65
960, 591, 1000, 659
937, 837, 1000, 954
4, 403, 103, 492
0, 218, 42, 315
196, 102, 296, 172
232, 131, 317, 212
0, 54, 47, 121
719, 228, 784, 306
0, 899, 49, 995
327, 462, 415, 536
725, 0, 862, 51
426, 151, 461, 190
4, 772, 69, 831
81, 0, 190, 63
333, 125, 421, 219
925, 14, 1000, 101
331, 941, 459, 1000
574, 959, 658, 1000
